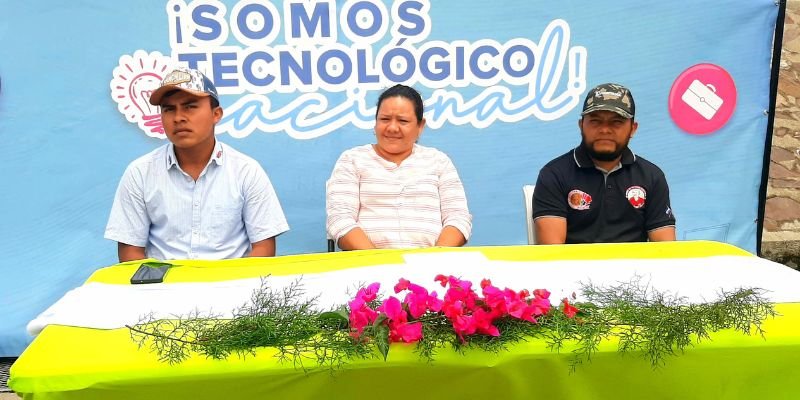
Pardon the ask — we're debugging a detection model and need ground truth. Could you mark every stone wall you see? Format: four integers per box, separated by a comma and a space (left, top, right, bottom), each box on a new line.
763, 0, 800, 267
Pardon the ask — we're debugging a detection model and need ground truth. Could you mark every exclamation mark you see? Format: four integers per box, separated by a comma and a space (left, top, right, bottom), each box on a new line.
568, 47, 587, 92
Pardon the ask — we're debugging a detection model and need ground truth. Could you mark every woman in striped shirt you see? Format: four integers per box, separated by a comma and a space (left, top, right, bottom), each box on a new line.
326, 84, 472, 250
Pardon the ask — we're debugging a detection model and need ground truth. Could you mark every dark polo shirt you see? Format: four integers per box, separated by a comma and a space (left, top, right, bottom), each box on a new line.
532, 145, 675, 243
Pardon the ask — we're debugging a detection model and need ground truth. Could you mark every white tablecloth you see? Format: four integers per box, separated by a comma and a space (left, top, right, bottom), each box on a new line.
27, 251, 800, 335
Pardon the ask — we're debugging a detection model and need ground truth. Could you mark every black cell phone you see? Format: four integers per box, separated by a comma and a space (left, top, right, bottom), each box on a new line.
130, 262, 172, 284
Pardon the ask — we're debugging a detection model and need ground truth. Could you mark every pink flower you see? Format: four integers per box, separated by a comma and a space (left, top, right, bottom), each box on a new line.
394, 278, 410, 293
443, 277, 478, 310
507, 299, 532, 321
529, 296, 552, 316
533, 288, 550, 300
379, 296, 405, 321
405, 290, 435, 319
452, 315, 477, 340
392, 279, 443, 318
356, 282, 381, 303
472, 308, 500, 337
562, 298, 579, 319
407, 282, 429, 296
434, 274, 449, 287
427, 292, 443, 313
527, 288, 552, 316
449, 276, 473, 292
405, 296, 427, 319
390, 321, 423, 343
348, 282, 381, 338
348, 299, 378, 338
378, 296, 424, 343
481, 284, 507, 318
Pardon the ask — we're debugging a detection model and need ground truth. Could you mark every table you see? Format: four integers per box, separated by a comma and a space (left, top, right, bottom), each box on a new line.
9, 241, 800, 400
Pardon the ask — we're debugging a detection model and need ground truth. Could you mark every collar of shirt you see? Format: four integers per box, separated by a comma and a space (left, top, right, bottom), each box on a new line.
572, 145, 636, 169
370, 143, 419, 169
164, 141, 226, 171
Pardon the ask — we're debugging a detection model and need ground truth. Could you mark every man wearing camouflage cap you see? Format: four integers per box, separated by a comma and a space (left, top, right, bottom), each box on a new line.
105, 67, 289, 261
531, 83, 676, 244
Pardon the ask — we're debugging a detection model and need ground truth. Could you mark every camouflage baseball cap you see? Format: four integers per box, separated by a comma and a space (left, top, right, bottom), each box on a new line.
581, 83, 635, 119
148, 67, 219, 106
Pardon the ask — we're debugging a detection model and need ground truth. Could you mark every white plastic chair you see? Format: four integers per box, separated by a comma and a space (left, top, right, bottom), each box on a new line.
523, 185, 536, 245
325, 178, 337, 252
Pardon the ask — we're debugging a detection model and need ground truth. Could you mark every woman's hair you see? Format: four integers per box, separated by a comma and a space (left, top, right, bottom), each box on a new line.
375, 84, 424, 123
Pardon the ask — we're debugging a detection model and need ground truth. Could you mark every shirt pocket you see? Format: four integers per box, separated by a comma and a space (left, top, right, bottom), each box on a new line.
209, 203, 244, 244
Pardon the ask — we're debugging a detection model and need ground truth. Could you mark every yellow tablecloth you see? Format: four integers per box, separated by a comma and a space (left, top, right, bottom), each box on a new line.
9, 241, 800, 400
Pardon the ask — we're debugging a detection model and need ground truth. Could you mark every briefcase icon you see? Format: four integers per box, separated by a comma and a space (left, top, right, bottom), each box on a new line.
681, 80, 723, 120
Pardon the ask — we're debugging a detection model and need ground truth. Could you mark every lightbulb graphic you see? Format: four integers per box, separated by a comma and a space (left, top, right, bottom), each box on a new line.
110, 50, 173, 138
129, 72, 161, 116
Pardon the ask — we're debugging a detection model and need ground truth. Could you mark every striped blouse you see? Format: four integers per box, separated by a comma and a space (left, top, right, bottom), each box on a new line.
326, 144, 472, 249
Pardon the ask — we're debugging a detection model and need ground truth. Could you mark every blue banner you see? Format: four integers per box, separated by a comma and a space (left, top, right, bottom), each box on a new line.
0, 0, 781, 355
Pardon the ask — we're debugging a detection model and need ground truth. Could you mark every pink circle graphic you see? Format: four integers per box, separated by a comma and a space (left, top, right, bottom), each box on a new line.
668, 63, 736, 135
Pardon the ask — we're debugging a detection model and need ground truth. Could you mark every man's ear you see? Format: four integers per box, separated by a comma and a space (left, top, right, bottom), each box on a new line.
213, 106, 223, 124
630, 120, 639, 138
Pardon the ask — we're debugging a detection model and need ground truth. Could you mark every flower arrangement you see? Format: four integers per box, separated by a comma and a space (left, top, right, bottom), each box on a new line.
347, 275, 565, 345
128, 274, 776, 372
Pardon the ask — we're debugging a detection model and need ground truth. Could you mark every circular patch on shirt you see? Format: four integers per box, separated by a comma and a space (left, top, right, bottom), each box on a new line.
626, 186, 647, 209
568, 190, 592, 210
